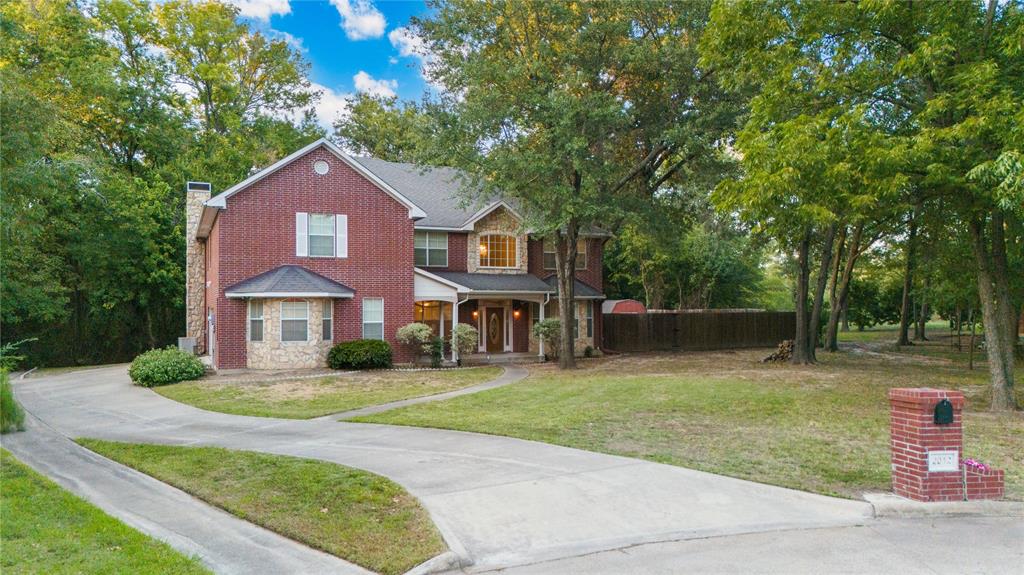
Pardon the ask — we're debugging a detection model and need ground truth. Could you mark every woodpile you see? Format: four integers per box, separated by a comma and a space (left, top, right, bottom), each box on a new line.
762, 340, 794, 363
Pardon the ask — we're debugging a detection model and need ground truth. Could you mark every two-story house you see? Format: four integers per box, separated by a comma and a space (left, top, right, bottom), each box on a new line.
185, 139, 607, 370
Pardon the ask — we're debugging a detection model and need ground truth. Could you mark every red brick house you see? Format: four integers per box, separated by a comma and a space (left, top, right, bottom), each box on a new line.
185, 139, 607, 370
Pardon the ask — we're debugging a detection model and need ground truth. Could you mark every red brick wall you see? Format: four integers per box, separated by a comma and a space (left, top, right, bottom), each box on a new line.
213, 145, 415, 369
526, 236, 604, 293
888, 388, 1004, 501
418, 231, 468, 272
204, 217, 221, 358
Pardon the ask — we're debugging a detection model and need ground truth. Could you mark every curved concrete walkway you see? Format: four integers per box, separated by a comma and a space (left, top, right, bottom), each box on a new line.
9, 366, 872, 572
322, 365, 528, 420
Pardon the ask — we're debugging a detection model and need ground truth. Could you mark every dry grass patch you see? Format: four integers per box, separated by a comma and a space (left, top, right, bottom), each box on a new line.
359, 337, 1023, 500
155, 367, 502, 419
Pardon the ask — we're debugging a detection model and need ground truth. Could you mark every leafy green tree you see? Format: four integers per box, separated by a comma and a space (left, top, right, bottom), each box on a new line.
332, 94, 439, 164
418, 0, 737, 367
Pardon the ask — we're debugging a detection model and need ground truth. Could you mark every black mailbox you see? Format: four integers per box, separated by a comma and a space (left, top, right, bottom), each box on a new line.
934, 398, 954, 425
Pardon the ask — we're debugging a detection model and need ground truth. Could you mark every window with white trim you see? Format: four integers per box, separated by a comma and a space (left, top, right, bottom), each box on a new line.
308, 214, 335, 257
281, 300, 308, 342
543, 238, 587, 270
414, 231, 448, 267
362, 298, 384, 340
248, 300, 263, 342
585, 301, 594, 338
322, 300, 333, 341
479, 234, 517, 268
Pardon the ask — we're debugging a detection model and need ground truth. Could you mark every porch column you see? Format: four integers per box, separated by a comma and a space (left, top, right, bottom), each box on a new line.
538, 298, 545, 359
451, 300, 459, 363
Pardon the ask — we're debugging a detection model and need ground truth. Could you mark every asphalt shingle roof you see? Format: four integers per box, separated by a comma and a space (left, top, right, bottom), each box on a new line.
430, 271, 553, 293
225, 265, 355, 297
542, 275, 604, 298
351, 157, 497, 229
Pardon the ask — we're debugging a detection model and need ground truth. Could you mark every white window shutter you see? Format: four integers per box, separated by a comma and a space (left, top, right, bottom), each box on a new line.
295, 212, 308, 257
336, 214, 348, 258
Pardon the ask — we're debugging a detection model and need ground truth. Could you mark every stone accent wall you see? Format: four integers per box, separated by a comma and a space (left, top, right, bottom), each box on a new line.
185, 187, 210, 354
246, 298, 334, 369
528, 300, 596, 356
467, 207, 528, 274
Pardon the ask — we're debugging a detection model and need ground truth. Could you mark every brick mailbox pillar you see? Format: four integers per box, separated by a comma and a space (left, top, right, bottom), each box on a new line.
889, 388, 1004, 502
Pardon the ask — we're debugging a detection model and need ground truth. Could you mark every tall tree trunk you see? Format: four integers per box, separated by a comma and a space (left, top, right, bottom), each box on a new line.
968, 307, 976, 371
792, 231, 813, 365
898, 207, 919, 347
915, 298, 930, 341
554, 225, 579, 370
968, 216, 1018, 410
824, 225, 846, 349
826, 222, 863, 352
840, 299, 849, 331
808, 223, 837, 361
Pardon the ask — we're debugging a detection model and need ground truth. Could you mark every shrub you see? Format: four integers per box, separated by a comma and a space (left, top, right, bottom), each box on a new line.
128, 346, 205, 387
429, 336, 444, 368
0, 338, 37, 372
584, 345, 594, 358
532, 319, 561, 360
450, 323, 479, 363
328, 339, 393, 370
1, 371, 25, 433
395, 323, 434, 365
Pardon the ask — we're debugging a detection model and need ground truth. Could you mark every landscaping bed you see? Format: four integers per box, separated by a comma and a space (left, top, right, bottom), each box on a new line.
77, 441, 446, 575
356, 333, 1023, 500
155, 366, 502, 419
0, 449, 209, 575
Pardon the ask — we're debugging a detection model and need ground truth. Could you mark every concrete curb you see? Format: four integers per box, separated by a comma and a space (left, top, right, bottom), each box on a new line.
402, 550, 464, 575
864, 492, 1024, 518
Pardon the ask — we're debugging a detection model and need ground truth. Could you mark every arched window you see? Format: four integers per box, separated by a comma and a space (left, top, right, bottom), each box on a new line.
479, 234, 517, 268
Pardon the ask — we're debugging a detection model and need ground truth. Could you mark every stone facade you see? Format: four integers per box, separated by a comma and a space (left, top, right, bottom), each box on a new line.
246, 298, 334, 369
185, 186, 209, 354
467, 207, 528, 274
528, 300, 597, 356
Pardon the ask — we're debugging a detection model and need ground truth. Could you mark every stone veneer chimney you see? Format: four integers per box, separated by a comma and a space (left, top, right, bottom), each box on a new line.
185, 182, 211, 354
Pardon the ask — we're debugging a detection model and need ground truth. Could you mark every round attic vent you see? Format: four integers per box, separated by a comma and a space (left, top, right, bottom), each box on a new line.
313, 160, 330, 175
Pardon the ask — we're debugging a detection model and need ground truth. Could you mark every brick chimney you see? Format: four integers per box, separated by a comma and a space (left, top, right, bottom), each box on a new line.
185, 182, 211, 354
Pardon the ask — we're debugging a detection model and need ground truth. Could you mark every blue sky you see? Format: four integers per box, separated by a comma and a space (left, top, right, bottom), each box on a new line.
230, 0, 433, 129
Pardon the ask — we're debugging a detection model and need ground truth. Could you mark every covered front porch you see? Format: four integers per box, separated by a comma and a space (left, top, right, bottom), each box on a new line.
413, 269, 553, 362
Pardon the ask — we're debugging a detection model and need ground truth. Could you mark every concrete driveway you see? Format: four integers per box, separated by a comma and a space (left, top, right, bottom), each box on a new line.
7, 365, 876, 571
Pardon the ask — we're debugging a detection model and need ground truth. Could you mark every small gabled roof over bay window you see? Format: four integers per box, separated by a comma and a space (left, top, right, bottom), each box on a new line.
225, 265, 355, 299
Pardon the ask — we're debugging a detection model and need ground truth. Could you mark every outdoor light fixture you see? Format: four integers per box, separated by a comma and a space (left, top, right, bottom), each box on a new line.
513, 309, 521, 319
472, 310, 479, 319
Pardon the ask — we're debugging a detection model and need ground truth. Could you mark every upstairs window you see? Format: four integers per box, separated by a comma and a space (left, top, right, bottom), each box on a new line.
308, 214, 336, 257
281, 301, 308, 342
479, 234, 517, 268
543, 238, 587, 270
415, 231, 448, 267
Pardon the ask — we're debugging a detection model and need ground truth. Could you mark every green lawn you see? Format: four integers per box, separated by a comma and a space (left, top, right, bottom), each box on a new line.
357, 332, 1023, 500
78, 440, 445, 575
0, 449, 209, 575
155, 367, 502, 419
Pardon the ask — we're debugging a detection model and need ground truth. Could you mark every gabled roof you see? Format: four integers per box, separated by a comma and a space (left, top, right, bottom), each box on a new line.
430, 271, 553, 293
351, 156, 514, 230
224, 265, 355, 299
542, 275, 605, 299
206, 139, 427, 220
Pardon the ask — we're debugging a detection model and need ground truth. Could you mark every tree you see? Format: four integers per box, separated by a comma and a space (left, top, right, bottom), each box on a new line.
332, 94, 440, 164
418, 0, 736, 368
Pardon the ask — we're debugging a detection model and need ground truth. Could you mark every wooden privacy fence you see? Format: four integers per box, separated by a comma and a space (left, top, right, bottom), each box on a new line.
602, 310, 796, 352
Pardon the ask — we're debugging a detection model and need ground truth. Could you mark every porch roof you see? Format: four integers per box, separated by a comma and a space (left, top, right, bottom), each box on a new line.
429, 271, 553, 294
542, 275, 604, 299
224, 265, 355, 299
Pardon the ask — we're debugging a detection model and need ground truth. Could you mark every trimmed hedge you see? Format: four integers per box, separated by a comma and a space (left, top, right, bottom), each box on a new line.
129, 347, 205, 387
328, 339, 393, 370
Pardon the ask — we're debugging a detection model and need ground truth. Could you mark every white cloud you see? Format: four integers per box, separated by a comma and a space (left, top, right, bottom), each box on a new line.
268, 29, 306, 53
388, 26, 424, 59
330, 0, 386, 40
228, 0, 291, 22
310, 82, 352, 131
352, 71, 397, 99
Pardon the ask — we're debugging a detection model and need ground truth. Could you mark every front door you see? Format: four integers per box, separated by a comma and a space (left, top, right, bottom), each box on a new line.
486, 307, 504, 352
